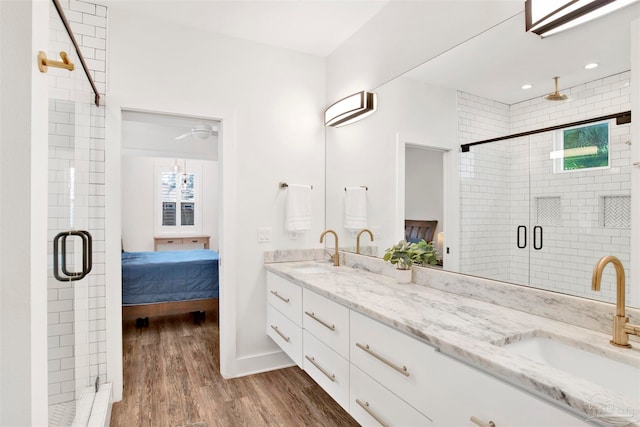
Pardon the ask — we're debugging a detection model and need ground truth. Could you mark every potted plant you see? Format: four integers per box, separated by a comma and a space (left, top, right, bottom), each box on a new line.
383, 240, 413, 283
409, 239, 439, 267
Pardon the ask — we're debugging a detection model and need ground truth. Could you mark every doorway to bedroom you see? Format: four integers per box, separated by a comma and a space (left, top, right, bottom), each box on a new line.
118, 109, 222, 380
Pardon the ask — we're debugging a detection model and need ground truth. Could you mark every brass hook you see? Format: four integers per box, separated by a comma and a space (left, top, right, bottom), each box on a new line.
38, 51, 74, 73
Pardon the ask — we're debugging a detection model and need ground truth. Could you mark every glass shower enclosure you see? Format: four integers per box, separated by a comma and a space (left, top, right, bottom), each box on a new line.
459, 117, 632, 305
46, 1, 104, 425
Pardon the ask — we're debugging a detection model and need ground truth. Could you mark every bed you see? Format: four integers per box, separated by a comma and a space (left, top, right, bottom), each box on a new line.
405, 219, 438, 243
121, 249, 219, 326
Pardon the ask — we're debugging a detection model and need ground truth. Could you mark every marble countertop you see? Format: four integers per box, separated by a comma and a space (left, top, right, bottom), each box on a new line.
264, 260, 640, 426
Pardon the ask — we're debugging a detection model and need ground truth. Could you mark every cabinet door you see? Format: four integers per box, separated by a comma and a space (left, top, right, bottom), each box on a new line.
350, 310, 437, 418
428, 351, 590, 427
350, 364, 432, 427
267, 272, 303, 326
303, 331, 350, 412
266, 304, 303, 367
303, 289, 349, 358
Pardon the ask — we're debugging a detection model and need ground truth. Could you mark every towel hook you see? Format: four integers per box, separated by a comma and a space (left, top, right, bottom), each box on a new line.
38, 51, 75, 73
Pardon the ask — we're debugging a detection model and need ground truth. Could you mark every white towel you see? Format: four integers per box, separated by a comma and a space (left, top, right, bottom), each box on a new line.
344, 187, 367, 230
285, 184, 312, 232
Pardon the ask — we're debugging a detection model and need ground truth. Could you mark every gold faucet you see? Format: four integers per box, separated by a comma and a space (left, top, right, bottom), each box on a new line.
356, 228, 374, 254
591, 256, 640, 348
320, 229, 339, 266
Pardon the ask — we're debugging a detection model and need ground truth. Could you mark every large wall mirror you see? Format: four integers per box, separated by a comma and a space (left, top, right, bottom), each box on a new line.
325, 4, 639, 307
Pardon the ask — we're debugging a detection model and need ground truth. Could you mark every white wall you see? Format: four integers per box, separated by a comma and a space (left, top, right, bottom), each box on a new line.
326, 1, 522, 101
121, 156, 219, 252
405, 147, 444, 235
326, 76, 457, 254
0, 1, 49, 425
107, 10, 326, 379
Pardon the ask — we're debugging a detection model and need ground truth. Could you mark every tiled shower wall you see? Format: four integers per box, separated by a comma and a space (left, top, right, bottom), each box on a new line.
459, 72, 632, 303
457, 92, 511, 281
47, 0, 107, 407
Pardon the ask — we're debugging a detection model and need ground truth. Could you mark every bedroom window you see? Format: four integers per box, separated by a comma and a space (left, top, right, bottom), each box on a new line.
160, 171, 197, 228
156, 160, 201, 234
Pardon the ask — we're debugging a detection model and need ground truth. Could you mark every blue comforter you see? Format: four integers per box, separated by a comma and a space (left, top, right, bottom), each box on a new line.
122, 249, 219, 305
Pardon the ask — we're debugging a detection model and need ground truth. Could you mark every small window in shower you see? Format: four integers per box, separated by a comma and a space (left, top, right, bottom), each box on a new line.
551, 120, 610, 173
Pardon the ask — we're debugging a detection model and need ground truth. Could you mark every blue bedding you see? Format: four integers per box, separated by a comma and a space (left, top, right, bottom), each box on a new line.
122, 249, 219, 306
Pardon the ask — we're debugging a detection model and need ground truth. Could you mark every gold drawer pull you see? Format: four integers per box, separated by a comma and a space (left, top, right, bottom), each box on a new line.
305, 355, 336, 382
270, 325, 290, 343
356, 342, 409, 377
470, 416, 496, 427
305, 311, 335, 331
355, 399, 389, 427
270, 290, 290, 303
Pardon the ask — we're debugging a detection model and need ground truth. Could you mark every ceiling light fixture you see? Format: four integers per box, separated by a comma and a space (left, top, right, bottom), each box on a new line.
544, 76, 568, 101
584, 62, 599, 69
525, 0, 639, 38
521, 84, 533, 90
324, 91, 377, 127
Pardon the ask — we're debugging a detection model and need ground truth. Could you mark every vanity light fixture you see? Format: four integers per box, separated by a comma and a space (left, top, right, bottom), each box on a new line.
525, 0, 639, 38
324, 91, 377, 127
584, 62, 599, 69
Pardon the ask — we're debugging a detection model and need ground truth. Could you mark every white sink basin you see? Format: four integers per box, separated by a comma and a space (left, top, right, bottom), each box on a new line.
290, 263, 335, 274
503, 336, 640, 402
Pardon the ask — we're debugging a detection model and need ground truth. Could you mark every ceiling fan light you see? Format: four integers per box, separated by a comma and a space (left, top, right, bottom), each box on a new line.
325, 91, 377, 127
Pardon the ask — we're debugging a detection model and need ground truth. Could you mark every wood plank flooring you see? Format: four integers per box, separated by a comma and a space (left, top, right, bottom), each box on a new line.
110, 314, 359, 427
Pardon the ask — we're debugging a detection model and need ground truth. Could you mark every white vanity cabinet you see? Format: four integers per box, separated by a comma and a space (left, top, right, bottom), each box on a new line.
265, 269, 592, 427
266, 272, 303, 367
427, 351, 591, 427
350, 310, 438, 419
350, 364, 433, 426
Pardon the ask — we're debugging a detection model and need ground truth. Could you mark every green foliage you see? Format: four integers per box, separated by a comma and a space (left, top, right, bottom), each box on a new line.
384, 239, 438, 270
563, 122, 608, 171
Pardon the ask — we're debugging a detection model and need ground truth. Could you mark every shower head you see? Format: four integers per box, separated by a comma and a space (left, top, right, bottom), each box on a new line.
544, 76, 568, 101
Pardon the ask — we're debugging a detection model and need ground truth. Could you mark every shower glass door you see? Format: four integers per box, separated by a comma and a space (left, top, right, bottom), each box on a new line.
47, 6, 97, 425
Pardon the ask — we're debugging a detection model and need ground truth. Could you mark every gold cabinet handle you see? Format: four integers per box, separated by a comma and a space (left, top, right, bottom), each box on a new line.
270, 325, 290, 343
304, 311, 335, 331
355, 342, 409, 377
270, 290, 290, 303
304, 355, 335, 382
470, 416, 496, 427
355, 399, 389, 427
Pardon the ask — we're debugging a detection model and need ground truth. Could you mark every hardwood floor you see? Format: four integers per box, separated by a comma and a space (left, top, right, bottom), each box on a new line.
110, 314, 359, 427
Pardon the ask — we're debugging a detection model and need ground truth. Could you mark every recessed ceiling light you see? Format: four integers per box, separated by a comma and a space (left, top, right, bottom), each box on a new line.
521, 84, 533, 90
584, 63, 599, 70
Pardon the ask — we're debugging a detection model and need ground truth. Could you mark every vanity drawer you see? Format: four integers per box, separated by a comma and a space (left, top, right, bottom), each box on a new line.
267, 272, 303, 326
350, 310, 437, 417
303, 289, 349, 359
303, 330, 349, 412
267, 304, 302, 367
350, 364, 432, 427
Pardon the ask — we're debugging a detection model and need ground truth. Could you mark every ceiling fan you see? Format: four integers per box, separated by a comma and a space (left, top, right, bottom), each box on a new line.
175, 124, 218, 140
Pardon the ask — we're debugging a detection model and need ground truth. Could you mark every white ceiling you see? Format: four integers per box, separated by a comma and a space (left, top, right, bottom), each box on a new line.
103, 1, 639, 105
103, 0, 389, 57
403, 2, 640, 105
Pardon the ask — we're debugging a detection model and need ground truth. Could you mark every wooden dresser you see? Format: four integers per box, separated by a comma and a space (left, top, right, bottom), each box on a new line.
153, 235, 210, 251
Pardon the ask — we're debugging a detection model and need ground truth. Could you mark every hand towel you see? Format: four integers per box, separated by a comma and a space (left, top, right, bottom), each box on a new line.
285, 184, 312, 232
344, 187, 367, 230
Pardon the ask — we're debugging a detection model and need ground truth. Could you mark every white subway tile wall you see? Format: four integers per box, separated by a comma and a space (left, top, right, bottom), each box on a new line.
458, 72, 632, 303
47, 0, 107, 418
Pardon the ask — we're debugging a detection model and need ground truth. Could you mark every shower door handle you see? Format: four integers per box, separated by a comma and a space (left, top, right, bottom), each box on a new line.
53, 230, 93, 282
517, 226, 527, 249
533, 226, 543, 250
